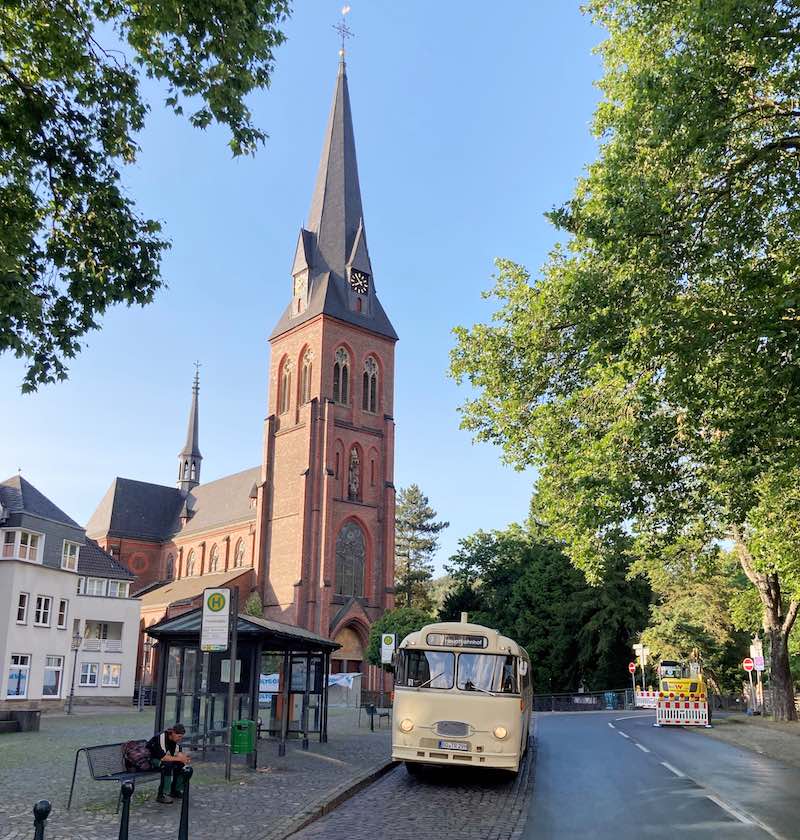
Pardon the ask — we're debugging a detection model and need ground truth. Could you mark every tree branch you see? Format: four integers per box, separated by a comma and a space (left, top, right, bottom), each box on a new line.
783, 599, 800, 636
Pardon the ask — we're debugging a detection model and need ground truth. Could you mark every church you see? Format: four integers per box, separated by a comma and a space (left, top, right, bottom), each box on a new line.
86, 55, 398, 689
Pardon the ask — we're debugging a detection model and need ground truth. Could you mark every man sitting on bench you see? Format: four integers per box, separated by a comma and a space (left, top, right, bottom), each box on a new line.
147, 723, 190, 804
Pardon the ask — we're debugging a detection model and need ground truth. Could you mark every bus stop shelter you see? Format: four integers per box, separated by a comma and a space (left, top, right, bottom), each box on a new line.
146, 610, 340, 758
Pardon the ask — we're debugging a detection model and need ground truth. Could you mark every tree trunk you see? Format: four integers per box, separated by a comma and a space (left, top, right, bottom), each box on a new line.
767, 627, 796, 721
734, 534, 798, 721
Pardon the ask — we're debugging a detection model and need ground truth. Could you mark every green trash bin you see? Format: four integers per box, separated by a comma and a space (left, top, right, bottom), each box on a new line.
231, 719, 256, 754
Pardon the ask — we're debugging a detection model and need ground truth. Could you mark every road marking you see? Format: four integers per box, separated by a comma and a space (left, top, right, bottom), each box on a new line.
615, 715, 647, 721
607, 722, 615, 729
706, 795, 751, 825
635, 743, 650, 753
617, 731, 630, 739
661, 762, 685, 778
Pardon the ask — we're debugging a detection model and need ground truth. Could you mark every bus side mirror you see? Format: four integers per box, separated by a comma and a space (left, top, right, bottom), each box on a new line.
519, 660, 528, 677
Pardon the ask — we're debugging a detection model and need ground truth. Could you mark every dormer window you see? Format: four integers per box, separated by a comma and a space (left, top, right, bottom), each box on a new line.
2, 530, 42, 563
61, 541, 80, 572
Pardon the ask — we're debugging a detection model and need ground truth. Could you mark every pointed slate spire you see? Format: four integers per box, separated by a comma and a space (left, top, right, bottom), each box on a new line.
307, 59, 364, 280
177, 367, 202, 493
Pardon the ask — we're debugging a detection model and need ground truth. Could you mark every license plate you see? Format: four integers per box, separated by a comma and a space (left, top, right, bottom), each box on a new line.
438, 740, 469, 751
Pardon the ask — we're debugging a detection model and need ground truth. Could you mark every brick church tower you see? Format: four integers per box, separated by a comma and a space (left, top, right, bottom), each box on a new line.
254, 56, 398, 679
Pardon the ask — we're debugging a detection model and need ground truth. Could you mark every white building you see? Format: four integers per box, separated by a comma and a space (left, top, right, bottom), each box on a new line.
0, 476, 140, 710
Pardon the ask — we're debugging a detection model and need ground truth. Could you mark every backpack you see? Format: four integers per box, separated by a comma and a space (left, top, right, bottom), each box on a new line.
123, 739, 152, 772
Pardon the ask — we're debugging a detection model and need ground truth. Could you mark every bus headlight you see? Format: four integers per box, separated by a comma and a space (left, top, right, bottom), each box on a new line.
400, 718, 415, 733
493, 725, 508, 740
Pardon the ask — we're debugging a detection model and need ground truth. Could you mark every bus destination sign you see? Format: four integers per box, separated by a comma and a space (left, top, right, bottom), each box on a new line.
426, 633, 488, 649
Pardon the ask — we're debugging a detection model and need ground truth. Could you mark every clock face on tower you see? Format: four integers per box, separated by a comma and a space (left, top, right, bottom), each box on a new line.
349, 269, 370, 295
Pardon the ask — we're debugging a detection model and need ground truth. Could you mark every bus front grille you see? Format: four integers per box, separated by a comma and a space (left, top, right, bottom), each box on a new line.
435, 721, 470, 737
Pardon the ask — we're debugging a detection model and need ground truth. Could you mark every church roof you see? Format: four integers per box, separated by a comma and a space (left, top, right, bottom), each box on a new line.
0, 475, 81, 529
171, 466, 260, 537
270, 60, 398, 343
86, 467, 260, 543
86, 478, 184, 542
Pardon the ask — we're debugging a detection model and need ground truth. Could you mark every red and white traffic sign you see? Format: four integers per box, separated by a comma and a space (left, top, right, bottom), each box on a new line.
742, 657, 754, 672
628, 662, 636, 674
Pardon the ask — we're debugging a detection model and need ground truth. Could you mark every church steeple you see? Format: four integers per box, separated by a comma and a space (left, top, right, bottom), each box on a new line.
270, 59, 397, 342
177, 367, 202, 493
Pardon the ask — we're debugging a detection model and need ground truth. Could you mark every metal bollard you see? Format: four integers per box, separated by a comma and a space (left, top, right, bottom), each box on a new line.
33, 800, 51, 840
118, 780, 134, 840
177, 765, 193, 840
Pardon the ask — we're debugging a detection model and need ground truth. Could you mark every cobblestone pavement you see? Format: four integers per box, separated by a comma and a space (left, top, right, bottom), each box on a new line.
293, 739, 535, 840
0, 707, 391, 840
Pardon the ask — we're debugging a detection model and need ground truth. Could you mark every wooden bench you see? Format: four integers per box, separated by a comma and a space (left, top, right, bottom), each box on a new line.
67, 740, 161, 812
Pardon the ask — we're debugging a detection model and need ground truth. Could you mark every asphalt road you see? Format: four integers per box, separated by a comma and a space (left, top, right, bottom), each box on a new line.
525, 710, 799, 839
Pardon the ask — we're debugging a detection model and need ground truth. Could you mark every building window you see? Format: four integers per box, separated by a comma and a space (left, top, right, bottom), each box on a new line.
79, 663, 99, 687
2, 530, 41, 562
209, 544, 220, 573
108, 580, 130, 598
190, 461, 197, 481
233, 539, 246, 568
16, 592, 29, 624
371, 458, 376, 487
7, 654, 31, 698
101, 664, 122, 688
57, 599, 68, 629
362, 357, 378, 413
34, 595, 52, 627
77, 577, 85, 594
301, 348, 313, 403
279, 359, 294, 414
166, 554, 175, 580
61, 541, 80, 571
333, 348, 350, 404
85, 578, 106, 596
42, 656, 64, 697
335, 522, 365, 598
185, 550, 196, 576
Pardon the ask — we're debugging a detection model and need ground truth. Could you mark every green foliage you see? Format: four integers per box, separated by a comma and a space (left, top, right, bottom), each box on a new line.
366, 606, 433, 670
394, 484, 449, 611
443, 525, 650, 692
0, 0, 289, 390
243, 590, 263, 618
450, 0, 800, 716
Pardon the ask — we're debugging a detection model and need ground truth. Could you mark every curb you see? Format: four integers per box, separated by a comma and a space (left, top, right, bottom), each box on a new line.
255, 759, 399, 840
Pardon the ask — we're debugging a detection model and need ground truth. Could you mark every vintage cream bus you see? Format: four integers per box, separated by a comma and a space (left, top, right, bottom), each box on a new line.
392, 616, 532, 774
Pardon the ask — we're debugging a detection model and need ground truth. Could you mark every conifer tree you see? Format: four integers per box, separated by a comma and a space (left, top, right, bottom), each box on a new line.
394, 484, 448, 611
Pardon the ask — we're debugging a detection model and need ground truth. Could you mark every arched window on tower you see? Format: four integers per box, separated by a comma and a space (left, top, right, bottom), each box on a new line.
335, 522, 365, 597
208, 544, 219, 573
233, 538, 246, 568
185, 550, 196, 577
279, 359, 294, 415
362, 357, 378, 413
190, 461, 196, 481
166, 554, 174, 580
333, 348, 349, 404
183, 460, 189, 480
301, 348, 313, 403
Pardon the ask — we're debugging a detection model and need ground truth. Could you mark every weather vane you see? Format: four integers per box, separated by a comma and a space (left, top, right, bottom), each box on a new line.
333, 5, 353, 59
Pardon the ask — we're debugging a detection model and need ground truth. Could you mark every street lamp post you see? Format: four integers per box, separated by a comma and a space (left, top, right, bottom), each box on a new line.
67, 629, 82, 715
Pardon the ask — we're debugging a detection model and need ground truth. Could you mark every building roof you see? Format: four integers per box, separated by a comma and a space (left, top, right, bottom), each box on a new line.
139, 568, 251, 610
86, 478, 184, 541
171, 466, 260, 536
146, 606, 340, 652
78, 539, 135, 581
270, 61, 397, 343
0, 475, 81, 528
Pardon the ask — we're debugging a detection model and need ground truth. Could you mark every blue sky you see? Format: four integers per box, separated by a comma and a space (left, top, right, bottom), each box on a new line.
1, 3, 603, 574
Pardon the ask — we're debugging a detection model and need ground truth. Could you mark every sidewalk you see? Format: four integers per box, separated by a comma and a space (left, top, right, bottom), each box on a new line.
0, 706, 392, 840
696, 713, 800, 769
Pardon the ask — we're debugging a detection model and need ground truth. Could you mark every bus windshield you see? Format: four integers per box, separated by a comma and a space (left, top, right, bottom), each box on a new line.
457, 654, 518, 694
396, 650, 454, 689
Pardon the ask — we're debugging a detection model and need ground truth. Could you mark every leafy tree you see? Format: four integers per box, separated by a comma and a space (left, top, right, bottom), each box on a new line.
1, 0, 289, 391
243, 590, 263, 618
366, 606, 433, 670
451, 1, 800, 719
443, 525, 650, 692
394, 484, 448, 611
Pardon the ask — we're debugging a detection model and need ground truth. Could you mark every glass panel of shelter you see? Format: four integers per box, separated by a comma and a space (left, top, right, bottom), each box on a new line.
259, 651, 324, 737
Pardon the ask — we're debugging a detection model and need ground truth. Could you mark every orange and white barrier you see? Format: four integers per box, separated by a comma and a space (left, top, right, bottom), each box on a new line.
635, 690, 657, 709
655, 691, 710, 727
